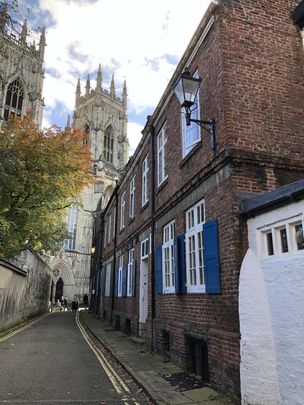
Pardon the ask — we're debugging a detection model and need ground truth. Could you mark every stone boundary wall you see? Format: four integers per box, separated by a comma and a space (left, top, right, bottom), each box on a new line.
0, 251, 52, 332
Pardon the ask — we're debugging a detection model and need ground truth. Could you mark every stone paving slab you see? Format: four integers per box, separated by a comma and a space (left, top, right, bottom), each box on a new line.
80, 311, 235, 405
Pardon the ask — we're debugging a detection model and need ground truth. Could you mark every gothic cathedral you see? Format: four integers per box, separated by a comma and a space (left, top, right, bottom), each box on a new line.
0, 8, 45, 127
48, 66, 129, 304
0, 4, 128, 305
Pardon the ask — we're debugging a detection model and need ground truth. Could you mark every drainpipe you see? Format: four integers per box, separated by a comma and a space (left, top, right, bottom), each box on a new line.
94, 212, 103, 316
110, 185, 119, 325
149, 118, 156, 350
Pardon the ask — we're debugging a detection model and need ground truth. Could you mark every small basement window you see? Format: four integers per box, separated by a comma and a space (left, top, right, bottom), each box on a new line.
161, 330, 171, 360
125, 318, 131, 335
186, 336, 209, 382
114, 315, 121, 331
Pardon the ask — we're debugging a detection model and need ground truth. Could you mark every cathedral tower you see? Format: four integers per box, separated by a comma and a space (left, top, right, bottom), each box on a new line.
48, 66, 129, 304
73, 64, 129, 210
0, 6, 45, 127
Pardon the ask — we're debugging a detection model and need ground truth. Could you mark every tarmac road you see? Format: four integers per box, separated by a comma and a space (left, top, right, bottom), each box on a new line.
0, 312, 131, 404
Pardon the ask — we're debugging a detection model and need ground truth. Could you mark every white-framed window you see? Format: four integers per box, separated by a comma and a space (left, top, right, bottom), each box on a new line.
142, 154, 149, 206
120, 192, 126, 230
157, 124, 167, 186
185, 199, 205, 293
104, 263, 112, 297
141, 238, 149, 261
260, 216, 304, 258
118, 255, 124, 297
127, 248, 135, 296
162, 220, 175, 293
64, 205, 78, 250
182, 72, 201, 158
129, 175, 136, 218
107, 215, 112, 244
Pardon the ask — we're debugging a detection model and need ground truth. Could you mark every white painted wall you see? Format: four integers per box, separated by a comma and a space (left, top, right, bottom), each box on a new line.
240, 201, 304, 405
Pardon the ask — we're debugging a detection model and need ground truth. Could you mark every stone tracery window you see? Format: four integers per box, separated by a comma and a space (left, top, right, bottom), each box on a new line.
104, 125, 114, 163
83, 123, 90, 146
4, 79, 24, 121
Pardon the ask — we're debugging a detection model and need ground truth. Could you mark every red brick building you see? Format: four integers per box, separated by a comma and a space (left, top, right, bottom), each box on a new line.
93, 0, 304, 400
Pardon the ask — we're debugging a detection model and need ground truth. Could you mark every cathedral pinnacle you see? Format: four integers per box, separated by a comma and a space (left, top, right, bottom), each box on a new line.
65, 114, 71, 130
0, 3, 8, 32
96, 64, 102, 92
39, 27, 46, 59
85, 74, 90, 96
75, 78, 81, 107
122, 79, 127, 108
110, 74, 115, 99
20, 20, 28, 44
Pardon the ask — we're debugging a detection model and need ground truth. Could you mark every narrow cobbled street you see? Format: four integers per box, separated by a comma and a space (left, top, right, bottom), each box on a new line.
0, 312, 151, 404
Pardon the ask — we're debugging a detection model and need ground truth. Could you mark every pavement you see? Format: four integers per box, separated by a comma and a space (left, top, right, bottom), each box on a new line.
80, 310, 235, 405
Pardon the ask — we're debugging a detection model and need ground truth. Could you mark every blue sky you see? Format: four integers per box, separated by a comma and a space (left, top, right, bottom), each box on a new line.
16, 0, 210, 153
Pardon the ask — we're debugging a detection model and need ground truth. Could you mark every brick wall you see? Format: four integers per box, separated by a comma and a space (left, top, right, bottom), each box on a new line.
96, 0, 304, 401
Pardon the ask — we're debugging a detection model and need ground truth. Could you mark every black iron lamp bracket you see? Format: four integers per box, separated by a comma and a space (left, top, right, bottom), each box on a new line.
185, 109, 217, 151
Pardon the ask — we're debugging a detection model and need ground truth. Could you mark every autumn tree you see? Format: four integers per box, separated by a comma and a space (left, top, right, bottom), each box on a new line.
0, 116, 93, 258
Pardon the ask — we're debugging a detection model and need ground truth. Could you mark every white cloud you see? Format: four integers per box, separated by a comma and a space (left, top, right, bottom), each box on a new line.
127, 121, 144, 155
37, 0, 210, 148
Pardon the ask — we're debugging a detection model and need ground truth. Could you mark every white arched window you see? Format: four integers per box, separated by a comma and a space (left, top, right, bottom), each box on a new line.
4, 79, 24, 121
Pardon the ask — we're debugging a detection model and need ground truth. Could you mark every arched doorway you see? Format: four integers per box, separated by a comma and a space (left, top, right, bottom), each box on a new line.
55, 278, 64, 301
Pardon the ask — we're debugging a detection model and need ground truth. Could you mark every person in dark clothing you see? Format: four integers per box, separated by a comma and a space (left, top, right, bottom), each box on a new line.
71, 299, 78, 312
83, 293, 88, 307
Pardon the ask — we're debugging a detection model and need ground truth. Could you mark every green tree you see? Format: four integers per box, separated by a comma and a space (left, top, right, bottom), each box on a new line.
0, 116, 93, 258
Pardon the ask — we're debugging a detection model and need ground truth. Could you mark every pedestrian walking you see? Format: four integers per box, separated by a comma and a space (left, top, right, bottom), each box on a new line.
71, 299, 79, 313
56, 299, 62, 311
83, 293, 88, 307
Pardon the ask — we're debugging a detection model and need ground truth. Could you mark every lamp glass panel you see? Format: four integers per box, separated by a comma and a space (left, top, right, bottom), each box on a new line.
173, 79, 186, 105
182, 77, 200, 104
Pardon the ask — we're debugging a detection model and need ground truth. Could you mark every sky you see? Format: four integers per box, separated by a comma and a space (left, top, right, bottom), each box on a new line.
17, 0, 210, 154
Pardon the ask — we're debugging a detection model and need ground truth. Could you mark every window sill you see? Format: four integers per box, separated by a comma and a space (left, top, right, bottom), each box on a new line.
179, 141, 202, 169
186, 285, 206, 294
162, 289, 175, 295
129, 216, 135, 225
141, 201, 149, 212
157, 177, 168, 194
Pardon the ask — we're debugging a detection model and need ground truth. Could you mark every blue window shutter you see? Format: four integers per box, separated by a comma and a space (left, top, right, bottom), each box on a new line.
122, 266, 127, 297
174, 237, 179, 293
155, 244, 163, 294
114, 269, 119, 297
131, 260, 136, 297
203, 219, 221, 294
175, 234, 187, 294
